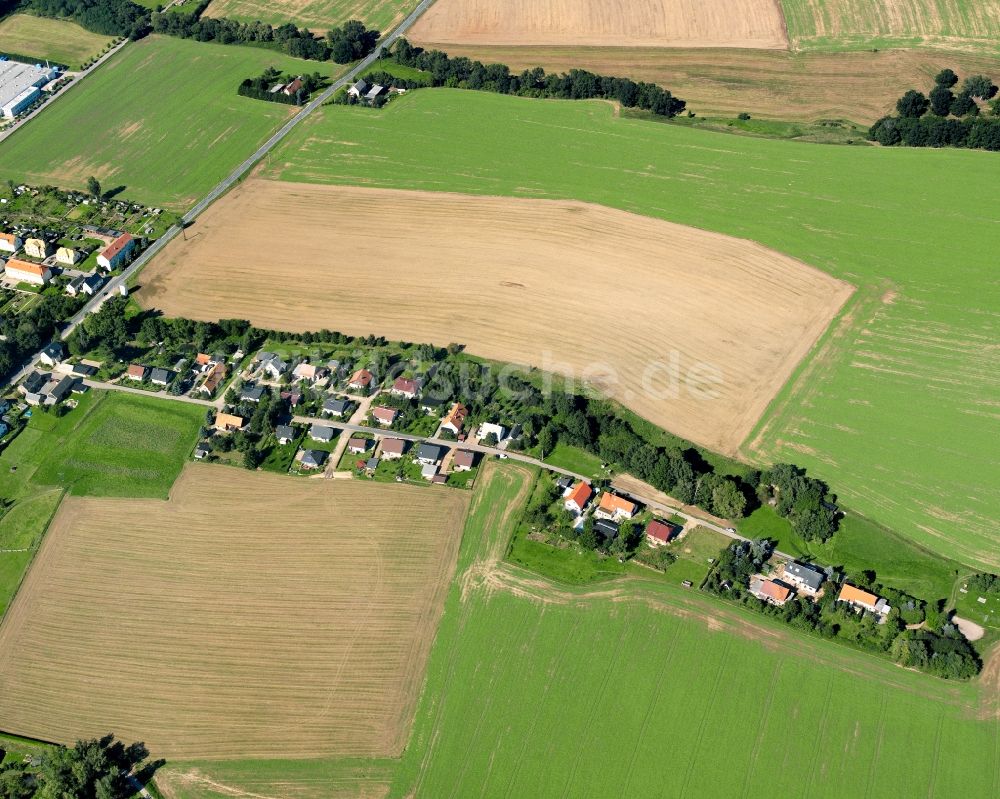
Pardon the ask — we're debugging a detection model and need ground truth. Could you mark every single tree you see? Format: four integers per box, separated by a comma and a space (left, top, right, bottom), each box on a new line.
86, 175, 102, 201
934, 68, 958, 88
951, 90, 979, 117
895, 90, 929, 118
929, 85, 954, 116
962, 74, 998, 99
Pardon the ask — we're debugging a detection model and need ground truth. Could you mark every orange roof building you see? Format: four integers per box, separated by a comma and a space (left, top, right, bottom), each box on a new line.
348, 368, 373, 389
837, 584, 880, 611
750, 577, 792, 605
563, 481, 593, 513
596, 492, 637, 519
214, 413, 244, 432
441, 402, 468, 434
4, 258, 52, 285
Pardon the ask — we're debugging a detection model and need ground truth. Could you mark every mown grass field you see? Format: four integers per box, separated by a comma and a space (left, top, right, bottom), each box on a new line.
203, 0, 414, 32
0, 390, 202, 616
259, 89, 1000, 570
0, 14, 113, 68
781, 0, 1000, 52
152, 463, 1000, 798
0, 35, 336, 209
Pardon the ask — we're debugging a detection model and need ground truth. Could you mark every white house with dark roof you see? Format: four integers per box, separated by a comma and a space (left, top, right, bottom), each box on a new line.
783, 561, 826, 595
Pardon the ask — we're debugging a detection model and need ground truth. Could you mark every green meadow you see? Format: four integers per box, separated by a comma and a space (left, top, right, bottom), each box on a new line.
156, 463, 999, 798
0, 36, 338, 210
261, 89, 1000, 570
0, 391, 203, 615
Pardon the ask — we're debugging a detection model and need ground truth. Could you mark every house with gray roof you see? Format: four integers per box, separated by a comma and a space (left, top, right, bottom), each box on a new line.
323, 397, 351, 417
309, 424, 335, 443
150, 368, 174, 386
300, 449, 327, 470
417, 442, 445, 465
783, 561, 826, 595
275, 425, 297, 444
241, 384, 265, 403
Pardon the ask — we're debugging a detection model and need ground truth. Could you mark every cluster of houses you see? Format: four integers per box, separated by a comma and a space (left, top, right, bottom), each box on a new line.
0, 224, 134, 290
748, 561, 892, 621
560, 478, 683, 548
16, 343, 91, 405
347, 78, 389, 104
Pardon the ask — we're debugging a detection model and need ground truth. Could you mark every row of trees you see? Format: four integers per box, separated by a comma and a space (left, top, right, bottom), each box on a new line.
389, 39, 686, 117
869, 68, 1000, 150
237, 68, 326, 105
0, 734, 160, 798
25, 0, 150, 38
705, 541, 981, 679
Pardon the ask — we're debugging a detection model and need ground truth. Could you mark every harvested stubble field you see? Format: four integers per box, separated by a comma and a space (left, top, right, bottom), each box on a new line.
0, 14, 113, 68
409, 0, 789, 49
0, 464, 469, 759
413, 44, 1000, 123
781, 0, 1000, 51
138, 180, 851, 456
203, 0, 414, 32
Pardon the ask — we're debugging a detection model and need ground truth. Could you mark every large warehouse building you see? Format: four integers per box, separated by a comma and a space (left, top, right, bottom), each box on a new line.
0, 60, 59, 119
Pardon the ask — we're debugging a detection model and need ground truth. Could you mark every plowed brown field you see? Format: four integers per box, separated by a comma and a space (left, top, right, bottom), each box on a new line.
137, 181, 852, 455
0, 464, 469, 759
408, 0, 789, 49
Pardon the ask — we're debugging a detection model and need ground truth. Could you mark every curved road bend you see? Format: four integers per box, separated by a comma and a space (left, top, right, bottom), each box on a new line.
4, 0, 439, 387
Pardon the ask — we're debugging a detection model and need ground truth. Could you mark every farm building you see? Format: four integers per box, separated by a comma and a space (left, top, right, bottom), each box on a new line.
783, 561, 826, 595
380, 438, 408, 459
0, 61, 58, 118
4, 258, 52, 286
837, 584, 891, 617
595, 492, 637, 521
55, 246, 81, 265
440, 402, 468, 435
563, 481, 593, 514
96, 233, 135, 270
0, 232, 22, 253
214, 413, 245, 432
646, 519, 681, 546
750, 577, 793, 606
372, 406, 399, 426
347, 79, 370, 98
391, 376, 421, 398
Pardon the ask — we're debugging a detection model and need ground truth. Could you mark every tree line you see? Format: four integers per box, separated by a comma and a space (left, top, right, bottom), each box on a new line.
23, 0, 150, 38
704, 540, 981, 680
869, 68, 1000, 150
237, 68, 326, 105
387, 39, 686, 117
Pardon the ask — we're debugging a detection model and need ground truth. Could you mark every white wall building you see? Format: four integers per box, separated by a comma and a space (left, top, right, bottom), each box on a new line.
0, 61, 58, 119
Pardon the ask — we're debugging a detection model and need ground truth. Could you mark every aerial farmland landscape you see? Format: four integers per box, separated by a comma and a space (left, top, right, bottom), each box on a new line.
0, 0, 998, 797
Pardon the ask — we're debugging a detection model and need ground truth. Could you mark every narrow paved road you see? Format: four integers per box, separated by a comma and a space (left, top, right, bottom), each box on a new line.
3, 0, 438, 389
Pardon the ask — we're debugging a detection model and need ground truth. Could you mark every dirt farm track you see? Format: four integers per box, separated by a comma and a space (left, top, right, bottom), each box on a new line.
0, 465, 469, 759
138, 180, 852, 455
408, 0, 789, 49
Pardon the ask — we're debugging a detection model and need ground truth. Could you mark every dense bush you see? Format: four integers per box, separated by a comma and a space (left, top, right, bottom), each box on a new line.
25, 0, 150, 38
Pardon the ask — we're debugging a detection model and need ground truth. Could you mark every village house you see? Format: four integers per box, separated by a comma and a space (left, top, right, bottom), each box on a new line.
348, 368, 374, 391
417, 442, 445, 465
4, 258, 52, 286
24, 237, 51, 259
150, 368, 174, 387
477, 421, 507, 443
292, 362, 327, 383
594, 518, 620, 543
19, 370, 47, 404
71, 362, 98, 378
65, 273, 104, 297
421, 462, 439, 481
452, 449, 478, 472
837, 584, 891, 617
194, 443, 211, 460
199, 362, 227, 395
214, 413, 245, 432
195, 352, 212, 370
309, 424, 335, 443
783, 561, 826, 596
440, 402, 468, 436
240, 384, 265, 403
96, 233, 135, 270
750, 577, 794, 606
563, 481, 593, 515
348, 438, 370, 455
595, 492, 637, 521
126, 364, 148, 382
347, 78, 370, 98
280, 390, 302, 407
39, 341, 64, 366
645, 519, 681, 547
299, 449, 326, 470
391, 377, 421, 399
372, 406, 399, 426
380, 437, 407, 460
261, 354, 288, 380
275, 425, 297, 445
0, 232, 22, 253
323, 396, 351, 417
365, 456, 380, 473
55, 246, 81, 265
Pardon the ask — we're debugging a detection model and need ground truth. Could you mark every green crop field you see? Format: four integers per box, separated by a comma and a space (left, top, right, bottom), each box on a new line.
203, 0, 415, 33
0, 14, 113, 68
0, 35, 340, 210
259, 89, 1000, 571
0, 390, 202, 615
155, 462, 999, 798
780, 0, 1000, 52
